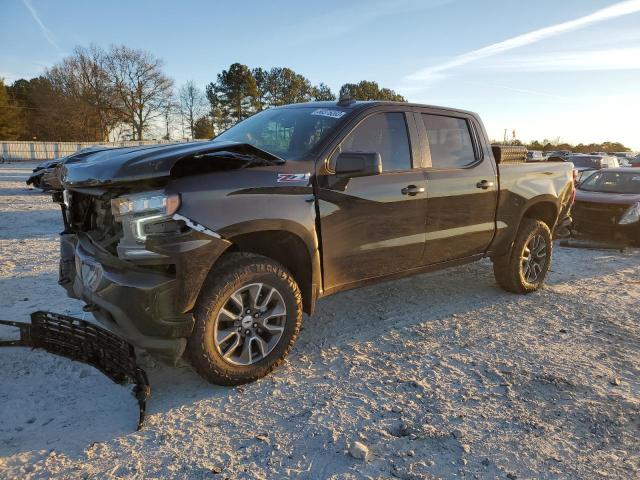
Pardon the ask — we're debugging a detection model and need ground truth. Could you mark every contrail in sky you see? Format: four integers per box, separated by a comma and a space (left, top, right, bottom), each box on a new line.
404, 0, 640, 83
21, 0, 61, 52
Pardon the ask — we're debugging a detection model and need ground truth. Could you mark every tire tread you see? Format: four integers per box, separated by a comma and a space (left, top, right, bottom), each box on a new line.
187, 252, 303, 385
493, 218, 552, 294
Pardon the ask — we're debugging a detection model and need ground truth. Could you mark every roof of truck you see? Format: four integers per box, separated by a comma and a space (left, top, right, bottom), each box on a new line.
278, 100, 477, 117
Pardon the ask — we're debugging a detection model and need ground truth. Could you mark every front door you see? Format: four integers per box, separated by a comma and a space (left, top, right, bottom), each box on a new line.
316, 111, 427, 291
417, 112, 498, 264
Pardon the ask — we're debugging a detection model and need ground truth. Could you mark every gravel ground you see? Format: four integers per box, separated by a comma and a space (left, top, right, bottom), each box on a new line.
0, 162, 639, 479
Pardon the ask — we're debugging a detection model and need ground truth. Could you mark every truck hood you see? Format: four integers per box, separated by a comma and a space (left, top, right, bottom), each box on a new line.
60, 140, 282, 188
575, 189, 640, 205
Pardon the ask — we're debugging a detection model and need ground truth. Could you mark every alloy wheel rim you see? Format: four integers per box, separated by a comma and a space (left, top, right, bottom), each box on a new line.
213, 282, 287, 366
521, 234, 547, 283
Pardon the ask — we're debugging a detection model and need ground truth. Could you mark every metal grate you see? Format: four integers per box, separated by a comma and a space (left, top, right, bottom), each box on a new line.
0, 311, 150, 430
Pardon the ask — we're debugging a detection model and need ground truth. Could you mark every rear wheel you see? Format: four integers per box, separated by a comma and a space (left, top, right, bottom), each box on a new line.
493, 219, 552, 294
187, 253, 303, 385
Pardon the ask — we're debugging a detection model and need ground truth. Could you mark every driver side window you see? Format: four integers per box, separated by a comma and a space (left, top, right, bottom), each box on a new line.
335, 112, 411, 172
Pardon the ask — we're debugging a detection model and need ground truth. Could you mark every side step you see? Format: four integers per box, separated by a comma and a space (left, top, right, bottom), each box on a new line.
0, 311, 150, 430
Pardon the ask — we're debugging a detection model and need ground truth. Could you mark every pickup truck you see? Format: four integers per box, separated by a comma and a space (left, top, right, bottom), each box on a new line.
53, 100, 574, 385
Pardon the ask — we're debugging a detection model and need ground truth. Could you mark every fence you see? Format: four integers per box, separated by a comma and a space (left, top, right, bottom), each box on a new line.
0, 140, 202, 162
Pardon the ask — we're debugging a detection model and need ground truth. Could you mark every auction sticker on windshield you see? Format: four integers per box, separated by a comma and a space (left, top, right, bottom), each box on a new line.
311, 109, 346, 119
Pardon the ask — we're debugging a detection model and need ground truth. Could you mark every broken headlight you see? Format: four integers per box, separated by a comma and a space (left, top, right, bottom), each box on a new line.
619, 202, 640, 225
111, 191, 180, 217
111, 191, 181, 247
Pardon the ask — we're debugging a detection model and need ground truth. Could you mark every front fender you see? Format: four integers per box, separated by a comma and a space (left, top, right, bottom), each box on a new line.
166, 170, 321, 307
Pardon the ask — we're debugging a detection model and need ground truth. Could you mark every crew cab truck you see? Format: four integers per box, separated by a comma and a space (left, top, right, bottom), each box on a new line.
55, 100, 574, 385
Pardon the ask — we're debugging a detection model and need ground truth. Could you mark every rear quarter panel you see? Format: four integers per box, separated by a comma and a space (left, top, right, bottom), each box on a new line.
489, 162, 574, 256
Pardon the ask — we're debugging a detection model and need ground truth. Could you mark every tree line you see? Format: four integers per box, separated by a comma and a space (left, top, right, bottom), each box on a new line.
0, 44, 406, 142
495, 139, 633, 154
1, 44, 633, 152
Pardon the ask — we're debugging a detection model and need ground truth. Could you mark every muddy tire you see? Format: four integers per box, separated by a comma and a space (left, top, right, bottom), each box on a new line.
187, 252, 303, 385
493, 219, 552, 294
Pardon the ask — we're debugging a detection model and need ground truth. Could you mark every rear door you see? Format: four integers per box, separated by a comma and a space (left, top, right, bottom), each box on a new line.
416, 110, 498, 264
316, 109, 427, 291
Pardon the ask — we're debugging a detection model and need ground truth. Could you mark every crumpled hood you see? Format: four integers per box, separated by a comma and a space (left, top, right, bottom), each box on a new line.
576, 189, 640, 205
60, 140, 280, 188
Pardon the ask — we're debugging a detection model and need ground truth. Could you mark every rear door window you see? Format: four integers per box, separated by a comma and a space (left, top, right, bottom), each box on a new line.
422, 114, 476, 169
339, 112, 412, 171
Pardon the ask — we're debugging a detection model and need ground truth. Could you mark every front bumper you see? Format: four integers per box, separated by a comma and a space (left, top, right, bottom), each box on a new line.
571, 221, 640, 245
571, 203, 640, 245
59, 229, 230, 363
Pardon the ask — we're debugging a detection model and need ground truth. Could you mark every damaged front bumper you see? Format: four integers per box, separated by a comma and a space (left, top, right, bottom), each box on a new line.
59, 226, 230, 363
0, 311, 149, 430
571, 217, 640, 246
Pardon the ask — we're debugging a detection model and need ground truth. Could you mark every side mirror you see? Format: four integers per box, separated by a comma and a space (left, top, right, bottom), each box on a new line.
334, 152, 382, 178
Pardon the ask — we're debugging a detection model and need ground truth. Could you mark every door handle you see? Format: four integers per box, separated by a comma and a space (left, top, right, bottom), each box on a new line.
476, 179, 494, 189
401, 185, 425, 196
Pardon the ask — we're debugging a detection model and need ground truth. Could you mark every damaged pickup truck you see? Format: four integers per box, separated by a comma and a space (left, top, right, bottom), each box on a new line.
53, 100, 574, 385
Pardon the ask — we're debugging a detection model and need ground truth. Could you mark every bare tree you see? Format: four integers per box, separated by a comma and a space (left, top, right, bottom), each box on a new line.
178, 81, 207, 140
161, 98, 180, 141
106, 46, 174, 140
46, 45, 119, 141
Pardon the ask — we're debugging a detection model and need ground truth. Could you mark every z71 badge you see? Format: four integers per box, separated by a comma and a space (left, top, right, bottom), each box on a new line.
277, 173, 311, 183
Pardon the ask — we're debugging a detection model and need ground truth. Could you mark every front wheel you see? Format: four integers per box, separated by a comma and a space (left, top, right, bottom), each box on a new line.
187, 253, 303, 385
493, 218, 553, 294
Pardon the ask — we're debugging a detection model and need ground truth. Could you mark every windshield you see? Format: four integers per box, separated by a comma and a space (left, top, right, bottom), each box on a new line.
213, 107, 347, 161
579, 171, 640, 194
569, 156, 601, 169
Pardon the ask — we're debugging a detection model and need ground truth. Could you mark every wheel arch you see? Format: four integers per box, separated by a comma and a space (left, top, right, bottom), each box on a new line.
521, 199, 559, 231
211, 223, 320, 316
489, 195, 560, 258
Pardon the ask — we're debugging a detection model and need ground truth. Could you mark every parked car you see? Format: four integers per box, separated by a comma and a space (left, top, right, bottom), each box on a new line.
630, 156, 640, 167
610, 152, 635, 167
545, 150, 571, 159
572, 168, 640, 245
568, 154, 620, 183
526, 150, 545, 162
52, 100, 574, 384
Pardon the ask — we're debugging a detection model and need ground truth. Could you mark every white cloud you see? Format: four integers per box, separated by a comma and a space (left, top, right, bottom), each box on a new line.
403, 0, 640, 84
0, 71, 19, 83
482, 47, 640, 72
21, 0, 61, 52
289, 0, 453, 44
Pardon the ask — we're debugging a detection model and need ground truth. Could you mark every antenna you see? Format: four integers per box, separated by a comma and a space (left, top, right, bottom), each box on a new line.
337, 91, 355, 107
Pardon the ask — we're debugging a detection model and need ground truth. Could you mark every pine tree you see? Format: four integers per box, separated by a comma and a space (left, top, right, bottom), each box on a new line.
339, 80, 406, 102
0, 79, 22, 140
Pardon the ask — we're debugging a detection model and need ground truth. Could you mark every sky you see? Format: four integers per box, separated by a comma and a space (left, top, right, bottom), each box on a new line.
1, 0, 639, 148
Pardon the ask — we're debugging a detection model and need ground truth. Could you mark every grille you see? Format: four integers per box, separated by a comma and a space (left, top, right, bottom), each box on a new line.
0, 311, 149, 430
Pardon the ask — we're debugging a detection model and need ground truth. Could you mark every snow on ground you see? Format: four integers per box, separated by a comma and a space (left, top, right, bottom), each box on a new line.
0, 162, 639, 479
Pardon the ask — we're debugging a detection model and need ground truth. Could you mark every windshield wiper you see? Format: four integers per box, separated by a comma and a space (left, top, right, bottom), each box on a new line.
193, 150, 285, 166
